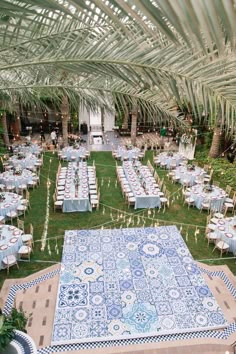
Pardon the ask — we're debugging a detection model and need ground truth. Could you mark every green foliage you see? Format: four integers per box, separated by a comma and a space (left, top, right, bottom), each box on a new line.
0, 308, 29, 351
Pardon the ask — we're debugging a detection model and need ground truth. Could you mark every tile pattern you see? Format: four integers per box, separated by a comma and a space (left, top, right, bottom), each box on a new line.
52, 227, 227, 345
2, 228, 236, 354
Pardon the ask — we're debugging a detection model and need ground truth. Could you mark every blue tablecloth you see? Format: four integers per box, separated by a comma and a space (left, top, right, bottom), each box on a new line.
214, 217, 236, 253
190, 184, 227, 211
123, 161, 160, 209
62, 147, 86, 161
62, 162, 91, 212
175, 166, 205, 186
0, 169, 33, 189
0, 225, 23, 269
157, 152, 185, 169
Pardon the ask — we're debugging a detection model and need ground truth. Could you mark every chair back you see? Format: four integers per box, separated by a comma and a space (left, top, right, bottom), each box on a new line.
17, 219, 24, 232
30, 223, 33, 235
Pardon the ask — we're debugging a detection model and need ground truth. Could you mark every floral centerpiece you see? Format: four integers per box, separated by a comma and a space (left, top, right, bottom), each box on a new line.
14, 167, 22, 175
181, 133, 194, 147
203, 184, 213, 192
74, 170, 80, 187
167, 152, 174, 157
17, 152, 25, 160
187, 164, 195, 171
0, 193, 5, 202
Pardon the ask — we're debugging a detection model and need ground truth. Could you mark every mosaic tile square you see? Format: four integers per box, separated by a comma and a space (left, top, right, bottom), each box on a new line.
52, 226, 227, 345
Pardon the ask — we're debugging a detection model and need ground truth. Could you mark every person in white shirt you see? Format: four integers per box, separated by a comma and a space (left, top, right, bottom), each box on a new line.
51, 130, 57, 146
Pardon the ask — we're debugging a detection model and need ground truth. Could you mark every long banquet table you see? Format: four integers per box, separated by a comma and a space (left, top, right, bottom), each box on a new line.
62, 162, 91, 212
123, 161, 160, 209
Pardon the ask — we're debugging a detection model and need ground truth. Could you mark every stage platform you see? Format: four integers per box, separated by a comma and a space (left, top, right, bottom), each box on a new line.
52, 226, 227, 346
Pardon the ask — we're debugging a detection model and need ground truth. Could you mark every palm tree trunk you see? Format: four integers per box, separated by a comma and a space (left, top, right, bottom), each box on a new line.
2, 111, 10, 146
131, 110, 137, 146
61, 96, 69, 146
209, 126, 221, 158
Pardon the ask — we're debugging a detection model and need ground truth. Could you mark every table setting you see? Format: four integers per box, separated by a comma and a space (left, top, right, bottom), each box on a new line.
62, 162, 91, 212
13, 143, 42, 156
115, 146, 140, 161
61, 146, 86, 161
174, 164, 206, 186
8, 153, 39, 170
0, 192, 23, 217
0, 224, 23, 269
189, 184, 227, 211
213, 217, 236, 253
155, 152, 186, 169
123, 161, 160, 209
0, 168, 34, 190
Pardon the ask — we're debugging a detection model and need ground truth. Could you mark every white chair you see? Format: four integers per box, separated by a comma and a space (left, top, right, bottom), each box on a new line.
53, 193, 63, 211
184, 197, 195, 209
206, 232, 218, 246
2, 255, 19, 274
17, 204, 27, 217
18, 245, 32, 261
212, 240, 229, 257
6, 210, 18, 224
21, 223, 34, 247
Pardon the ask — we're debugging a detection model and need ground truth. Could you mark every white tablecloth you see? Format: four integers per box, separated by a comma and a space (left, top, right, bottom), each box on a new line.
62, 147, 86, 161
0, 169, 33, 189
175, 166, 205, 186
9, 154, 38, 169
190, 184, 227, 212
116, 147, 140, 161
157, 152, 185, 169
214, 217, 236, 253
62, 162, 91, 212
0, 192, 22, 217
13, 144, 42, 156
123, 161, 160, 209
0, 225, 23, 269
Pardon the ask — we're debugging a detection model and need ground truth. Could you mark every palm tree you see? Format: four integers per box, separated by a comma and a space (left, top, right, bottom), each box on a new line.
0, 0, 236, 146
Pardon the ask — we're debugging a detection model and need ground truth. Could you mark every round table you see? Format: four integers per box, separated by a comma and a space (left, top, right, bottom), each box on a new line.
156, 152, 185, 169
115, 147, 140, 161
0, 169, 33, 189
62, 147, 86, 161
0, 224, 23, 269
0, 192, 22, 217
9, 154, 38, 169
174, 165, 205, 186
13, 143, 42, 156
190, 184, 227, 212
214, 217, 236, 253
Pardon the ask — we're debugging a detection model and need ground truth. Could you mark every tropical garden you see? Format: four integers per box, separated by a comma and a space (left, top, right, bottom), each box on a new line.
0, 0, 235, 287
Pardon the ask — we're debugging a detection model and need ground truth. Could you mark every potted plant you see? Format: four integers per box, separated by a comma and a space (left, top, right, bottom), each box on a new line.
0, 308, 30, 353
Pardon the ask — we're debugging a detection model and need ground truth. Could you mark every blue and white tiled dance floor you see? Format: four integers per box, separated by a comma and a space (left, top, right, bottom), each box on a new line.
52, 226, 227, 345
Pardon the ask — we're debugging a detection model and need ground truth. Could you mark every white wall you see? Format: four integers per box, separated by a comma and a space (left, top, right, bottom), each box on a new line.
90, 109, 101, 126
79, 106, 90, 126
104, 110, 115, 132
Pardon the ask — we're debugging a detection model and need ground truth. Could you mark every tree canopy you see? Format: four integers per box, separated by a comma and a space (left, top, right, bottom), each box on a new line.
0, 0, 236, 134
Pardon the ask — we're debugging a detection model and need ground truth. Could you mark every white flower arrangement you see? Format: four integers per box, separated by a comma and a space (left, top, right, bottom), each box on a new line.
181, 134, 193, 146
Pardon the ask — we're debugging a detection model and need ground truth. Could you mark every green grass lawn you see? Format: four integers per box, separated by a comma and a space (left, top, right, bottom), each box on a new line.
0, 150, 235, 288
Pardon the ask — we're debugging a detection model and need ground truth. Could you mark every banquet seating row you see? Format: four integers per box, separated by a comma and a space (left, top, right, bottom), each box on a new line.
54, 162, 99, 212
116, 162, 169, 209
